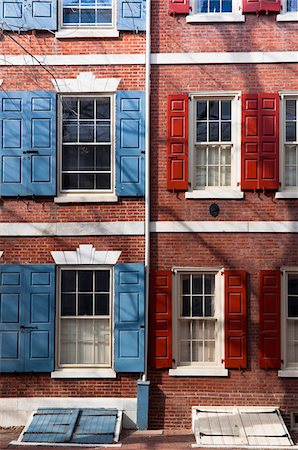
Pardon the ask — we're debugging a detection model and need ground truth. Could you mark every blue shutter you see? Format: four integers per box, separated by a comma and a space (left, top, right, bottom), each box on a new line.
116, 91, 145, 196
24, 265, 55, 372
0, 266, 24, 372
117, 0, 146, 31
0, 91, 56, 197
0, 0, 57, 31
114, 264, 145, 372
0, 265, 55, 372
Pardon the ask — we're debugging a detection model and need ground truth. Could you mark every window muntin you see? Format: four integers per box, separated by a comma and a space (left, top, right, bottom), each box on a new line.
284, 99, 298, 188
194, 99, 233, 189
58, 268, 112, 368
176, 271, 222, 368
196, 0, 232, 13
286, 273, 298, 367
62, 0, 113, 27
60, 96, 113, 193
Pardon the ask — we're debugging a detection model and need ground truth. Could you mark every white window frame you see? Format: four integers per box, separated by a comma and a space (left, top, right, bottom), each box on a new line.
56, 0, 119, 38
279, 267, 298, 377
57, 93, 117, 203
277, 0, 298, 21
187, 0, 245, 22
53, 265, 116, 379
170, 267, 228, 377
186, 91, 243, 200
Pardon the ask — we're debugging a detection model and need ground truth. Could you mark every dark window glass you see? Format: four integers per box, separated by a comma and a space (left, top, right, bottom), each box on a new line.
95, 294, 110, 315
192, 296, 203, 317
182, 296, 190, 317
78, 270, 93, 292
78, 294, 93, 315
182, 275, 190, 295
61, 293, 76, 316
95, 270, 110, 292
192, 275, 202, 294
209, 101, 219, 120
61, 271, 76, 292
197, 101, 208, 120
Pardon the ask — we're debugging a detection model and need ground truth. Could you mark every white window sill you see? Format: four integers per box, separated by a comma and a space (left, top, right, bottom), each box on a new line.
278, 369, 298, 377
169, 368, 228, 377
55, 29, 120, 39
54, 194, 118, 204
186, 13, 245, 23
276, 12, 298, 21
51, 369, 117, 379
275, 191, 298, 199
186, 190, 244, 199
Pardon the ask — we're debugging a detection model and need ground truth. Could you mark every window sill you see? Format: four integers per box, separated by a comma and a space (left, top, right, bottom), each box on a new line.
276, 12, 298, 21
51, 369, 117, 379
186, 190, 244, 199
275, 191, 298, 199
54, 194, 118, 204
186, 13, 245, 23
278, 369, 298, 377
169, 368, 228, 377
55, 29, 120, 39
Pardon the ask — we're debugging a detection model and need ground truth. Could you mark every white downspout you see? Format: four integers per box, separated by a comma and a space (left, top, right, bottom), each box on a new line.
143, 0, 151, 382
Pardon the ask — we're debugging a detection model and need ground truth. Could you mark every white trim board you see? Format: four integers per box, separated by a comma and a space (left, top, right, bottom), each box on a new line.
0, 52, 297, 66
4, 221, 298, 236
0, 222, 144, 236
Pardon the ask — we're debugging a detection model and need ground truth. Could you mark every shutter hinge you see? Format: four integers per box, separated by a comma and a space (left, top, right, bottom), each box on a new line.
237, 181, 240, 187
221, 271, 224, 276
221, 359, 225, 364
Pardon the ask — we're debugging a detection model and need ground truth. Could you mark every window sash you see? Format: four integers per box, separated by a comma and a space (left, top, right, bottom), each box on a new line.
283, 99, 298, 189
58, 268, 112, 368
189, 0, 238, 14
62, 0, 113, 27
59, 95, 114, 193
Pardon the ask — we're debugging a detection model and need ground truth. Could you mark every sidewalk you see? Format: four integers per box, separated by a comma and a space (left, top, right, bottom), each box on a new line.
0, 428, 196, 450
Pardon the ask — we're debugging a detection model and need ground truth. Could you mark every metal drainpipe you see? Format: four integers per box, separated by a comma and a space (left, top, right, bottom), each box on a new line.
137, 0, 151, 431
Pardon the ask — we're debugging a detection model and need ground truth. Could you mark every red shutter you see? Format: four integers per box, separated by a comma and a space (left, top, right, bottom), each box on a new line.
150, 271, 172, 369
167, 94, 189, 191
258, 94, 279, 190
225, 271, 247, 369
168, 0, 190, 14
241, 93, 279, 191
259, 270, 281, 369
242, 0, 280, 12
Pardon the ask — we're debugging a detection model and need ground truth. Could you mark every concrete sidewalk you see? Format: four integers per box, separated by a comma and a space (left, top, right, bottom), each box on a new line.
0, 428, 196, 450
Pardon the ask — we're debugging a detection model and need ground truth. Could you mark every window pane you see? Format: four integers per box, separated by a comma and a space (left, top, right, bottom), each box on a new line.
288, 296, 298, 317
180, 341, 191, 363
285, 145, 297, 165
287, 0, 298, 10
182, 296, 191, 317
96, 146, 111, 170
196, 168, 206, 187
205, 320, 215, 339
60, 319, 76, 364
222, 0, 232, 12
289, 274, 298, 295
95, 270, 110, 292
95, 294, 109, 315
204, 275, 214, 294
80, 100, 94, 119
96, 173, 111, 190
180, 321, 191, 339
62, 146, 79, 171
97, 9, 112, 24
286, 166, 296, 187
96, 98, 110, 119
288, 321, 298, 364
63, 8, 79, 24
192, 275, 202, 294
81, 9, 96, 24
61, 294, 76, 316
77, 320, 94, 363
286, 100, 297, 121
78, 294, 93, 315
192, 296, 203, 316
96, 122, 110, 142
62, 173, 79, 190
209, 101, 219, 120
207, 166, 219, 186
79, 122, 94, 142
63, 123, 77, 142
182, 275, 190, 294
63, 99, 78, 120
78, 146, 95, 170
208, 147, 219, 165
209, 122, 219, 141
197, 0, 208, 12
78, 270, 93, 292
205, 296, 214, 317
210, 0, 220, 11
221, 101, 231, 120
94, 319, 110, 364
192, 341, 203, 362
197, 123, 207, 142
197, 101, 207, 120
62, 271, 76, 292
286, 122, 296, 142
192, 321, 203, 339
79, 173, 95, 189
221, 122, 231, 141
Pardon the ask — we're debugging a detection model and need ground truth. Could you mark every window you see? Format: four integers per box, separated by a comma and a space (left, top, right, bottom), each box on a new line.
186, 93, 242, 199
281, 270, 298, 371
60, 95, 113, 194
171, 269, 226, 374
58, 268, 112, 368
277, 0, 298, 20
187, 0, 244, 22
62, 0, 113, 28
283, 98, 298, 189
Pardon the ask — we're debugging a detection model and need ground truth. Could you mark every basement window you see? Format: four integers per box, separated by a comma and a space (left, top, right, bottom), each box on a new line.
192, 407, 294, 447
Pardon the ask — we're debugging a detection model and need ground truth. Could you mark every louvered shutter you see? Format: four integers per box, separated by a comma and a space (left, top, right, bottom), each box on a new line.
0, 0, 57, 31
225, 271, 247, 369
241, 93, 279, 191
116, 91, 145, 196
150, 271, 172, 369
0, 265, 55, 372
168, 0, 190, 14
0, 266, 24, 372
0, 91, 56, 197
167, 94, 189, 191
242, 0, 280, 12
23, 265, 55, 372
259, 270, 281, 369
114, 264, 145, 372
117, 0, 146, 31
